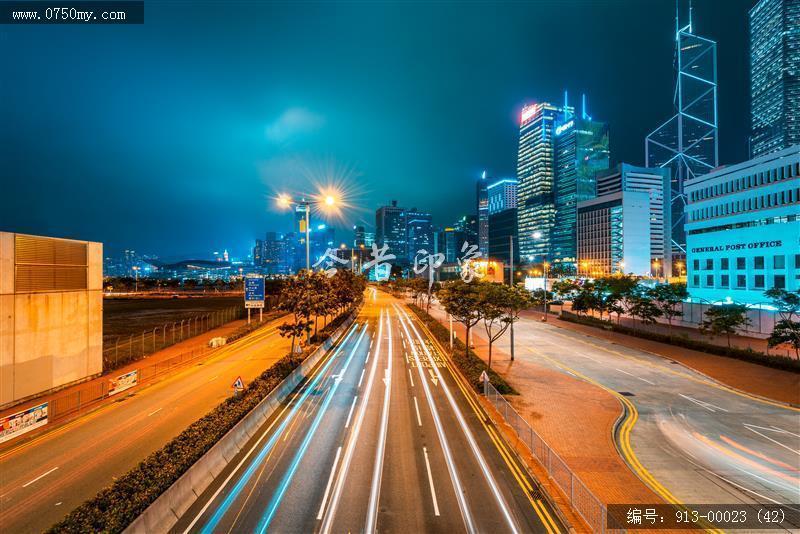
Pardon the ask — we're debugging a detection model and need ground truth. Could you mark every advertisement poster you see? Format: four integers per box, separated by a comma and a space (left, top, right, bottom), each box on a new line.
108, 369, 139, 396
0, 402, 48, 444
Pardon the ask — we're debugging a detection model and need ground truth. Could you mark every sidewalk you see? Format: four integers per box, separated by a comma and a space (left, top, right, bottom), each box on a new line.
538, 310, 800, 405
423, 301, 664, 514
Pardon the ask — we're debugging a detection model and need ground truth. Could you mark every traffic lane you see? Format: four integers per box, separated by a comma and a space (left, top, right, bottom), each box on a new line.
514, 318, 800, 505
398, 305, 554, 533
178, 319, 369, 533
377, 310, 477, 534
322, 308, 391, 532
0, 325, 293, 533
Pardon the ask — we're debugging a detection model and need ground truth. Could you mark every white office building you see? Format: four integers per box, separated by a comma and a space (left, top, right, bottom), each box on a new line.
685, 146, 800, 305
577, 190, 653, 276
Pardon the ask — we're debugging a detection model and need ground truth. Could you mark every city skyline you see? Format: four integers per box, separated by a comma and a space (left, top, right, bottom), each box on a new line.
2, 0, 753, 258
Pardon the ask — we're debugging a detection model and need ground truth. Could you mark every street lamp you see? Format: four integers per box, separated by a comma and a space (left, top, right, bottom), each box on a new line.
532, 231, 549, 322
132, 266, 140, 293
277, 191, 339, 271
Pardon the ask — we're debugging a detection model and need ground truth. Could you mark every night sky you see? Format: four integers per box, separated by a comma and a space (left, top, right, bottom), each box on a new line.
1, 0, 752, 259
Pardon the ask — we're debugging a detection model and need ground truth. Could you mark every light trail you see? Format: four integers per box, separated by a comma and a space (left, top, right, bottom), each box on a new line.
397, 304, 520, 534
191, 322, 360, 534
395, 307, 476, 534
255, 324, 368, 533
365, 310, 392, 532
319, 309, 384, 533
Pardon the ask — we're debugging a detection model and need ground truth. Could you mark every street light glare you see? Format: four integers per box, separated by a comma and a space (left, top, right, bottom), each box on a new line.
532, 231, 542, 239
325, 195, 336, 206
277, 194, 292, 208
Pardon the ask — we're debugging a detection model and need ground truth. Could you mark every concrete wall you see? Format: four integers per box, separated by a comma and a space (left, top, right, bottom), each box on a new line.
0, 233, 103, 407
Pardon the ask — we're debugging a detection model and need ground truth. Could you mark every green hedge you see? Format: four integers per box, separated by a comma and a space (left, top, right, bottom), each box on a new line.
407, 304, 517, 395
48, 307, 358, 533
559, 311, 800, 373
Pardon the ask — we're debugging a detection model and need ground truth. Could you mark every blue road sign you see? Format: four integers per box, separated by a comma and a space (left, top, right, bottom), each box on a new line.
244, 276, 265, 308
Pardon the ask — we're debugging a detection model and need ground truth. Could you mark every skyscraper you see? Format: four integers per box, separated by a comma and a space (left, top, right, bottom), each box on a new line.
353, 225, 366, 247
749, 0, 800, 158
487, 178, 517, 214
375, 200, 406, 261
476, 171, 489, 257
516, 102, 567, 264
404, 209, 433, 263
253, 239, 264, 266
645, 6, 718, 258
551, 95, 609, 268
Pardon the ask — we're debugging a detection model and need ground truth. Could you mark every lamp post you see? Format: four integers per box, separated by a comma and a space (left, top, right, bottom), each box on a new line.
277, 192, 337, 271
132, 265, 140, 293
509, 235, 515, 361
532, 231, 549, 322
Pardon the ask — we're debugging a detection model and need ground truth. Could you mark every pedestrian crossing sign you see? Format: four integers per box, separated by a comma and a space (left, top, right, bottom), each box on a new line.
232, 376, 244, 391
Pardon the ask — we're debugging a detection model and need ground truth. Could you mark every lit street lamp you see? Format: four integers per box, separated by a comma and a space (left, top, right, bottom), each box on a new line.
277, 191, 339, 271
132, 265, 140, 293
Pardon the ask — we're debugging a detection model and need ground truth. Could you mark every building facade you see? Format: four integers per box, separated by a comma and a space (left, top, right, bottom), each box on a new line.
477, 173, 489, 258
552, 103, 610, 269
577, 191, 653, 277
404, 209, 434, 262
685, 146, 800, 305
1, 233, 103, 407
516, 102, 565, 264
596, 163, 672, 276
487, 178, 517, 214
375, 201, 407, 262
750, 0, 800, 158
488, 208, 519, 282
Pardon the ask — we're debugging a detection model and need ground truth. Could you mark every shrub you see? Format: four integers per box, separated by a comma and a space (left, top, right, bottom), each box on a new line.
407, 303, 517, 394
559, 311, 799, 373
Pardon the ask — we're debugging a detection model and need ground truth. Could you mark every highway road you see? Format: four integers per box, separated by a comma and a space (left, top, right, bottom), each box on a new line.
0, 316, 298, 534
175, 290, 561, 534
473, 311, 800, 518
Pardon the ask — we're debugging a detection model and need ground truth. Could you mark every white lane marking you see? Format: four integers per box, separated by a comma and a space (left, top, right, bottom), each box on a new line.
638, 376, 655, 385
615, 368, 635, 377
183, 321, 361, 533
22, 466, 58, 488
408, 368, 415, 387
148, 408, 162, 417
679, 394, 729, 413
395, 307, 477, 534
413, 397, 422, 427
366, 311, 393, 532
423, 446, 440, 516
55, 502, 62, 506
770, 425, 800, 438
370, 339, 374, 349
345, 396, 358, 429
316, 446, 343, 520
208, 375, 218, 382
398, 304, 519, 534
731, 463, 799, 494
743, 424, 800, 455
358, 368, 366, 388
320, 310, 384, 533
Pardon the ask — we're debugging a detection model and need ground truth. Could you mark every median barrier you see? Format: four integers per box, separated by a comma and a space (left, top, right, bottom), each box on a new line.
124, 308, 359, 534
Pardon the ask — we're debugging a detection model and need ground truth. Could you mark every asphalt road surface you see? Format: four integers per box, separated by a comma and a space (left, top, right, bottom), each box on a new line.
502, 313, 800, 518
176, 290, 561, 534
0, 317, 296, 534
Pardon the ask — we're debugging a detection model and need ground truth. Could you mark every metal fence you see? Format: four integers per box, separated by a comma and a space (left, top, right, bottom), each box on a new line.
50, 345, 211, 422
102, 305, 243, 370
484, 379, 624, 533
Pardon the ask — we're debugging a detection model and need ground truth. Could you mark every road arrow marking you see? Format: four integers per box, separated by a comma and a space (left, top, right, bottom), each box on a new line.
428, 369, 438, 386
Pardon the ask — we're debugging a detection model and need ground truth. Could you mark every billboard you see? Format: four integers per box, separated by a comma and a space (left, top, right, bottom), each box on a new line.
108, 370, 139, 396
0, 402, 48, 444
244, 275, 265, 309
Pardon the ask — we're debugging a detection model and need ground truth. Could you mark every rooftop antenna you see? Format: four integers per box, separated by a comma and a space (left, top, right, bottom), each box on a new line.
689, 0, 693, 33
582, 93, 588, 120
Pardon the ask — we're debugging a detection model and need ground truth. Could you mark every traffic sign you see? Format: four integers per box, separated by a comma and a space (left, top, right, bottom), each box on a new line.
244, 275, 265, 309
232, 376, 244, 391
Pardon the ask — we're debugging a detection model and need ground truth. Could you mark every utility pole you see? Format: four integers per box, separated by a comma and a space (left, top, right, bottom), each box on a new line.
509, 235, 515, 361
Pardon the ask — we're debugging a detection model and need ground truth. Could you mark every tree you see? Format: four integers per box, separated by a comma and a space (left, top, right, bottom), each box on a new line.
551, 278, 580, 302
408, 277, 428, 307
438, 280, 483, 356
699, 304, 752, 347
650, 282, 688, 334
764, 288, 800, 322
603, 275, 639, 323
768, 320, 800, 358
627, 291, 662, 326
278, 271, 317, 351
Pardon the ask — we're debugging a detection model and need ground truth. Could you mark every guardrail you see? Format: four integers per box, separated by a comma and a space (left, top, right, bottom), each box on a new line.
483, 379, 623, 533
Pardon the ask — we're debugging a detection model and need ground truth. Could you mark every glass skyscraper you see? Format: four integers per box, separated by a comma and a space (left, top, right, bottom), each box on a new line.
750, 0, 800, 158
516, 102, 566, 264
552, 98, 609, 268
646, 10, 718, 258
476, 172, 489, 257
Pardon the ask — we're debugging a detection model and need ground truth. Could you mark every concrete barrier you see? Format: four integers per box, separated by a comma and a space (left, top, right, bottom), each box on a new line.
124, 309, 360, 534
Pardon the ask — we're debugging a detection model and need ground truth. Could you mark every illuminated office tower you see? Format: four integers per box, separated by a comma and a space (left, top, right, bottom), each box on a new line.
404, 208, 433, 263
375, 200, 406, 262
516, 102, 568, 264
487, 178, 517, 214
645, 6, 718, 258
476, 171, 489, 257
552, 94, 610, 269
749, 0, 800, 158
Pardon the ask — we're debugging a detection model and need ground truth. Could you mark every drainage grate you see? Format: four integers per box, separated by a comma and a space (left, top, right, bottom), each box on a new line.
618, 391, 635, 397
